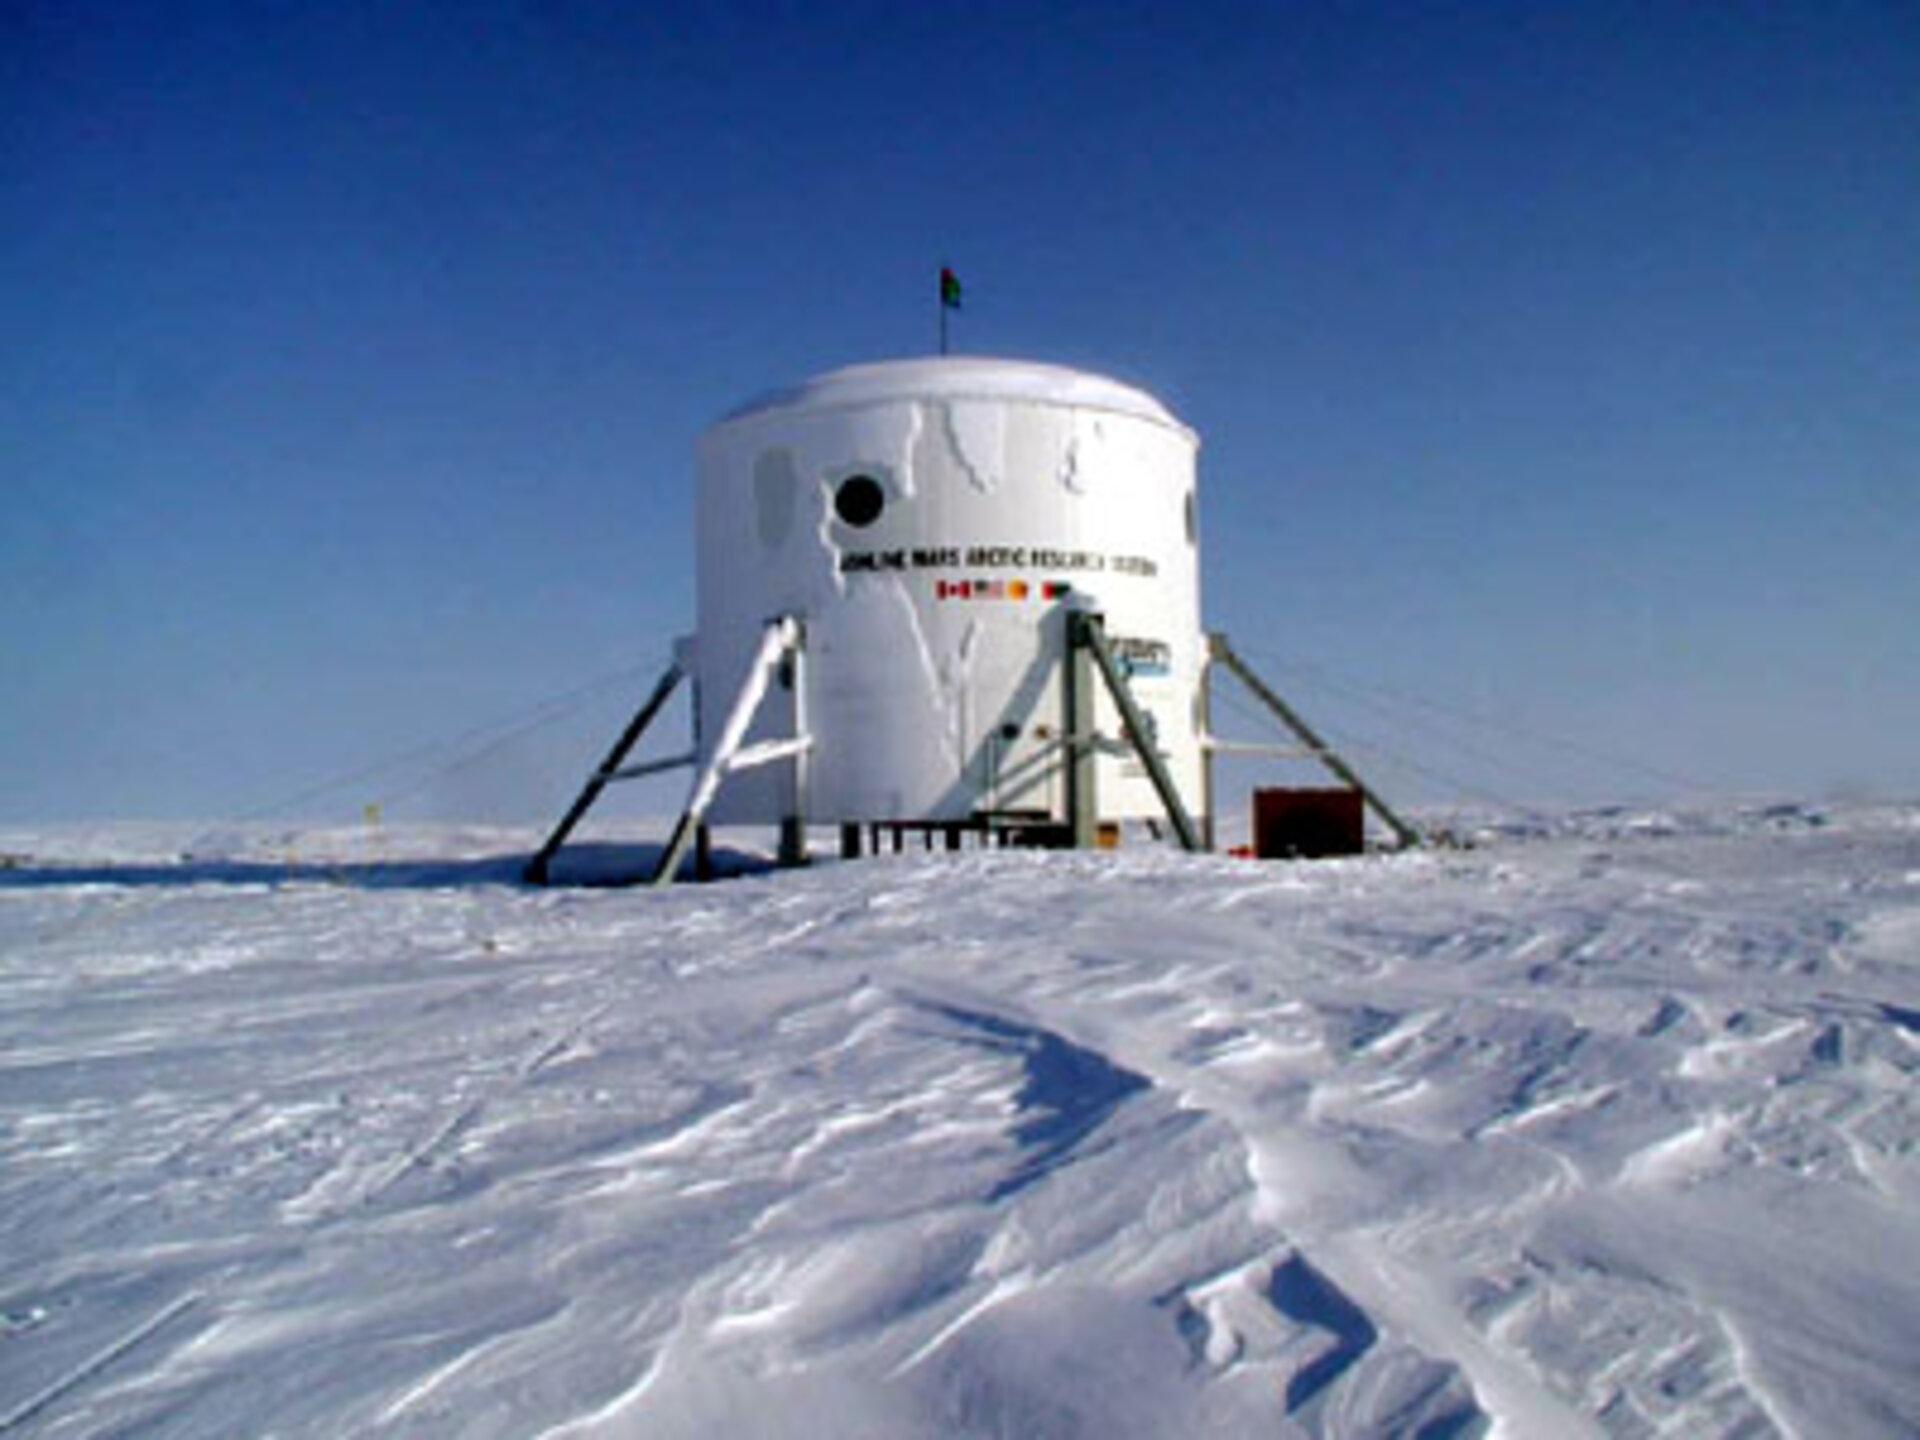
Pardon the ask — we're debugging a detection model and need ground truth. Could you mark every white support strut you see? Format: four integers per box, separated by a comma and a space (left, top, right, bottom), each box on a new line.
1201, 738, 1320, 760
730, 736, 814, 772
603, 751, 697, 782
653, 616, 807, 888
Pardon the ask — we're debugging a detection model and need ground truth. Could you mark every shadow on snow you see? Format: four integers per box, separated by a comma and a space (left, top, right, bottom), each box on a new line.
914, 999, 1151, 1203
0, 842, 776, 892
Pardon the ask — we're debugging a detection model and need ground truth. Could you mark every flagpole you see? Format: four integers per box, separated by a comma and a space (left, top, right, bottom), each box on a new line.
938, 265, 961, 355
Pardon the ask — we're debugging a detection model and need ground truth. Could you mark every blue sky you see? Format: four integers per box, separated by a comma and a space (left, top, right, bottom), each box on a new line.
4, 1, 1916, 823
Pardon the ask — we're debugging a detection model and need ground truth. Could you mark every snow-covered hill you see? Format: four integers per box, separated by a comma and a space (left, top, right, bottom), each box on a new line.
3, 804, 1917, 1437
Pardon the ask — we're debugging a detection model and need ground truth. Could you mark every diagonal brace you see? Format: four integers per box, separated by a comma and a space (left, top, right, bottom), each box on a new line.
525, 660, 684, 883
652, 616, 807, 888
1073, 613, 1202, 853
1208, 634, 1421, 849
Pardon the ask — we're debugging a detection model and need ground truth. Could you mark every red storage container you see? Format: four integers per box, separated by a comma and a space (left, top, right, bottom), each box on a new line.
1253, 788, 1364, 859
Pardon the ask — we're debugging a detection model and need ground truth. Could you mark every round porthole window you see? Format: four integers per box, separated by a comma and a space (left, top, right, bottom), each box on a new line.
834, 474, 886, 528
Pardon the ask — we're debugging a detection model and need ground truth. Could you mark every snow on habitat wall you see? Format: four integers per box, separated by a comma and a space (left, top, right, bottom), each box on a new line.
693, 357, 1205, 826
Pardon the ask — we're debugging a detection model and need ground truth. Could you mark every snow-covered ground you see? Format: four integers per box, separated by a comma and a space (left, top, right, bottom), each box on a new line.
3, 802, 1917, 1437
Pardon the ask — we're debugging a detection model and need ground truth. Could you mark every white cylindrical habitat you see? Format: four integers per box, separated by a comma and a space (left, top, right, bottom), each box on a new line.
694, 356, 1205, 829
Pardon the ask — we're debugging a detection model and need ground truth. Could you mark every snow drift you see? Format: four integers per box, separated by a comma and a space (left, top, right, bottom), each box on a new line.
2, 802, 1917, 1436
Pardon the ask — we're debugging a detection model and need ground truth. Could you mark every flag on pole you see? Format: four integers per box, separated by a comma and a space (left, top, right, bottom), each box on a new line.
940, 266, 962, 309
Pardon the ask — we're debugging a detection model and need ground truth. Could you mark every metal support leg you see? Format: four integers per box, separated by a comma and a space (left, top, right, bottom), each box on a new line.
778, 818, 806, 868
779, 625, 809, 868
1063, 612, 1099, 849
1199, 653, 1217, 853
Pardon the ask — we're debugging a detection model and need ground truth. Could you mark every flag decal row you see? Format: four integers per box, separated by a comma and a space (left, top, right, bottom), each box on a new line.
935, 578, 1073, 602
